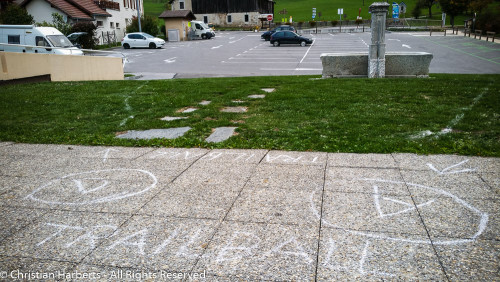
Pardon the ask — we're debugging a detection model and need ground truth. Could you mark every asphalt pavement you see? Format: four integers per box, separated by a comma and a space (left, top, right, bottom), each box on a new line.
117, 30, 500, 79
0, 142, 498, 280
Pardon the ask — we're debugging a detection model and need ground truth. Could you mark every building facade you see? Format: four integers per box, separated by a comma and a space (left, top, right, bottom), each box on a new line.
171, 0, 274, 27
21, 0, 143, 44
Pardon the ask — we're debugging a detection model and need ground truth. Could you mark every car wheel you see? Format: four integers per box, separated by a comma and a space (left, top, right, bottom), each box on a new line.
202, 34, 207, 39
273, 41, 280, 47
300, 41, 306, 47
123, 43, 130, 49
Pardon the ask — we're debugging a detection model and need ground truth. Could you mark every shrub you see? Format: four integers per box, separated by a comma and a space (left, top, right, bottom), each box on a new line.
0, 4, 34, 24
126, 15, 160, 36
37, 13, 72, 35
331, 20, 338, 27
309, 21, 316, 28
70, 22, 98, 49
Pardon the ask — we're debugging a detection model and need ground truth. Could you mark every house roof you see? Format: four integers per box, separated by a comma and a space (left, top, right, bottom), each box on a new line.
159, 10, 196, 20
21, 0, 110, 20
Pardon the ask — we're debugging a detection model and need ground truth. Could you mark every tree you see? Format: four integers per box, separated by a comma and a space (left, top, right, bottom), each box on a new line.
469, 0, 493, 13
412, 1, 423, 18
165, 0, 175, 10
37, 13, 72, 35
0, 4, 34, 24
439, 0, 467, 26
417, 0, 436, 17
126, 15, 159, 36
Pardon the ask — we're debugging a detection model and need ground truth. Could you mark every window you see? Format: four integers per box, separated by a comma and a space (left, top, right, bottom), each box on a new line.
227, 15, 232, 23
179, 0, 184, 9
97, 21, 103, 27
203, 16, 208, 24
35, 36, 49, 47
244, 14, 249, 23
8, 35, 20, 44
110, 22, 115, 28
116, 23, 120, 29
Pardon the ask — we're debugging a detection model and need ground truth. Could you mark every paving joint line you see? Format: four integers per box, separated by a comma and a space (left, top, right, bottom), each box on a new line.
312, 153, 329, 281
186, 150, 268, 276
397, 166, 451, 282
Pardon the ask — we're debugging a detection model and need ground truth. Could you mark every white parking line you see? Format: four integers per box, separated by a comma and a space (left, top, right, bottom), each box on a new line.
402, 44, 412, 49
211, 45, 223, 49
299, 38, 316, 64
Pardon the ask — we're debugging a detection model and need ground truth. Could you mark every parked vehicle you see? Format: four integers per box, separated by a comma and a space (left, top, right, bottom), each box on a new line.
66, 32, 87, 48
122, 32, 166, 49
190, 21, 215, 39
261, 25, 296, 41
270, 31, 313, 47
0, 25, 83, 55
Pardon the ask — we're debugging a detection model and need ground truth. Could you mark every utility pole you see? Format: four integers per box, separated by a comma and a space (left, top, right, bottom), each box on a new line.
136, 0, 142, 32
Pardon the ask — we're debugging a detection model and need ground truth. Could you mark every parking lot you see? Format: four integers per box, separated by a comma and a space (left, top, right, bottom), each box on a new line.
119, 31, 500, 79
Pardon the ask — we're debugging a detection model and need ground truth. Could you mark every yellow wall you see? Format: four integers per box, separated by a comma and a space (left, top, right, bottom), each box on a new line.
163, 18, 190, 41
0, 52, 124, 81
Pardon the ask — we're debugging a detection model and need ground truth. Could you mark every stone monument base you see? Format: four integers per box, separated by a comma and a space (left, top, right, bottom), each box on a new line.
321, 52, 433, 78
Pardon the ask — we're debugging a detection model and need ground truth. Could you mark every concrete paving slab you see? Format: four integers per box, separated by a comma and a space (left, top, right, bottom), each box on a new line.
393, 153, 499, 173
434, 239, 500, 281
116, 127, 191, 140
400, 170, 495, 200
479, 173, 500, 196
261, 88, 275, 93
205, 127, 237, 143
319, 191, 428, 238
227, 186, 321, 226
247, 94, 265, 99
0, 206, 47, 242
196, 149, 267, 164
231, 100, 245, 103
0, 143, 53, 156
0, 142, 14, 147
138, 183, 239, 220
193, 222, 318, 281
411, 196, 498, 241
138, 147, 209, 163
0, 210, 130, 261
82, 215, 218, 273
0, 256, 76, 280
220, 106, 247, 113
160, 116, 188, 121
328, 153, 398, 168
199, 100, 211, 105
246, 164, 324, 191
316, 228, 446, 280
179, 107, 198, 113
172, 163, 256, 190
263, 150, 327, 166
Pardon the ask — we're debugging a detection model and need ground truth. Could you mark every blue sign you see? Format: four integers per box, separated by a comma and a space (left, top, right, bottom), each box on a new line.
392, 3, 399, 19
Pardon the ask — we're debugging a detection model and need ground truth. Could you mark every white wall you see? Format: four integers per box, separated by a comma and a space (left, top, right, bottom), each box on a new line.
26, 0, 68, 24
96, 0, 144, 44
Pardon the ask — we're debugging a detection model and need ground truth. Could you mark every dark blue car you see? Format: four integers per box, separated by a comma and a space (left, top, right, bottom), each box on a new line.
270, 31, 313, 47
261, 25, 296, 41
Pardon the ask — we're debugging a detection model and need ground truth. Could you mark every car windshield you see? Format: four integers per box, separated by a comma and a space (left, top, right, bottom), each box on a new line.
46, 35, 73, 48
200, 22, 210, 29
141, 33, 154, 38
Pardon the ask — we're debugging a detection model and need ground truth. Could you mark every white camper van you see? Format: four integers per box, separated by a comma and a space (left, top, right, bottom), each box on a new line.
190, 21, 215, 39
0, 25, 83, 55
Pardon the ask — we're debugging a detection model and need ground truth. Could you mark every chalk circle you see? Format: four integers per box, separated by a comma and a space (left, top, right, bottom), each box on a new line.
310, 179, 488, 246
25, 169, 157, 205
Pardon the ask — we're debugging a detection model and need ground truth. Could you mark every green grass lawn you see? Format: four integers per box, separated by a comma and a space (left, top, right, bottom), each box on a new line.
0, 74, 498, 156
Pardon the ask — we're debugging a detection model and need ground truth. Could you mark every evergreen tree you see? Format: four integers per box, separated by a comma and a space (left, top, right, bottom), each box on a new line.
0, 4, 34, 24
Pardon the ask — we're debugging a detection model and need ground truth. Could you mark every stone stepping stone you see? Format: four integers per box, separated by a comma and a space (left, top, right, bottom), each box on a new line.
116, 127, 191, 140
261, 88, 275, 93
177, 108, 198, 114
160, 116, 188, 121
221, 106, 248, 113
232, 100, 245, 103
248, 94, 265, 99
206, 127, 237, 143
199, 100, 211, 105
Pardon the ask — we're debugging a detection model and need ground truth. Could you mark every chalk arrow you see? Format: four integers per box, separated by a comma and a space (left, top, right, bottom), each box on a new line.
427, 159, 476, 175
99, 148, 120, 163
211, 45, 223, 49
164, 57, 177, 63
72, 178, 109, 194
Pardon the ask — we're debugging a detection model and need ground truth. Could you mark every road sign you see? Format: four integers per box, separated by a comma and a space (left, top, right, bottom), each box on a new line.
338, 8, 343, 15
267, 14, 273, 21
392, 3, 400, 19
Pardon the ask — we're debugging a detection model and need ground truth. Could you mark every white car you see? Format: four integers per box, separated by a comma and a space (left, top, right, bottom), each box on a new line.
121, 32, 165, 49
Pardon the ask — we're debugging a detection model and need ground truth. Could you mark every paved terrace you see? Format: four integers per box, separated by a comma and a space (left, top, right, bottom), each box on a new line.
0, 142, 498, 280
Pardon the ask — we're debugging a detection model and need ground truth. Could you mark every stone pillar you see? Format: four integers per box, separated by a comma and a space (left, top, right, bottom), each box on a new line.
368, 2, 390, 78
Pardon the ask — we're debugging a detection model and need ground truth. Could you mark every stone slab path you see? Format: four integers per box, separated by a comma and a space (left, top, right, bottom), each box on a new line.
0, 142, 498, 280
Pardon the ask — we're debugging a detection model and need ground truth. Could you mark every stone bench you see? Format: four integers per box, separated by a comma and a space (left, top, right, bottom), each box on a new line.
486, 31, 495, 42
474, 30, 483, 40
321, 52, 433, 78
